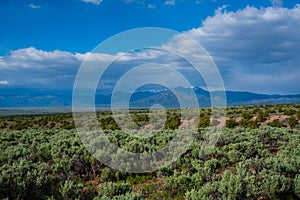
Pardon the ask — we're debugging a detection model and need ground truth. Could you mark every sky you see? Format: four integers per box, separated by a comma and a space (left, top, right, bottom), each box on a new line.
0, 0, 300, 94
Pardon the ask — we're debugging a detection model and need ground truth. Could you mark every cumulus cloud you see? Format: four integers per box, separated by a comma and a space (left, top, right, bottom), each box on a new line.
2, 5, 300, 94
170, 5, 300, 94
28, 3, 41, 9
0, 47, 116, 88
0, 45, 203, 92
81, 0, 103, 5
0, 80, 9, 85
0, 47, 83, 69
165, 0, 176, 6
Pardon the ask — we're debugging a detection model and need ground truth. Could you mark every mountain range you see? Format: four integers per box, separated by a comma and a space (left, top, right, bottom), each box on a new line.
1, 87, 300, 110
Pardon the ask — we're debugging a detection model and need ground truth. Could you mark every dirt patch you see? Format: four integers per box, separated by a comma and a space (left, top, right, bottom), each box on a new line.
251, 116, 257, 121
216, 117, 229, 129
181, 118, 197, 129
262, 115, 289, 125
236, 117, 243, 122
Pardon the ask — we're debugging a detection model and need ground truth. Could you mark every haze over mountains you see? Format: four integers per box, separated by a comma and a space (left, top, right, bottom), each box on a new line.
1, 87, 300, 109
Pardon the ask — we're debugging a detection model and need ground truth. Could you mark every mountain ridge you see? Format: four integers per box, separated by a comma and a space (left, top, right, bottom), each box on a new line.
0, 87, 300, 108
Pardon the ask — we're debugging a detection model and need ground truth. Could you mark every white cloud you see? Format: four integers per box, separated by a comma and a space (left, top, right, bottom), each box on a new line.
28, 3, 41, 9
81, 0, 103, 5
180, 4, 300, 94
147, 4, 156, 9
0, 46, 200, 90
165, 0, 176, 6
0, 47, 82, 69
270, 0, 283, 7
0, 47, 116, 88
0, 80, 9, 85
2, 5, 300, 94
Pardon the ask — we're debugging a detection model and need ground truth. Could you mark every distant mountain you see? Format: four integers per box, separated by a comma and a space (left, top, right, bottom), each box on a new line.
224, 90, 300, 106
0, 87, 300, 109
0, 88, 72, 107
126, 87, 300, 108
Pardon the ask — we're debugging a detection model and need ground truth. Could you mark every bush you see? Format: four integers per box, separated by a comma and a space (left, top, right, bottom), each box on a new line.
295, 174, 300, 198
288, 117, 298, 128
219, 171, 244, 200
197, 115, 210, 129
96, 182, 134, 198
283, 109, 296, 116
257, 111, 268, 122
101, 167, 112, 181
267, 120, 286, 128
297, 108, 300, 119
164, 112, 180, 130
59, 180, 83, 199
226, 118, 238, 128
260, 171, 291, 198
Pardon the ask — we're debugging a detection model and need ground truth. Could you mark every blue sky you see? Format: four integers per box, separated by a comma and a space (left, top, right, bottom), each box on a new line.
0, 0, 292, 54
0, 0, 300, 94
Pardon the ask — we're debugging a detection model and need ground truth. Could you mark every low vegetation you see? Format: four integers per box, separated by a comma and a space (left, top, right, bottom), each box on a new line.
0, 103, 300, 199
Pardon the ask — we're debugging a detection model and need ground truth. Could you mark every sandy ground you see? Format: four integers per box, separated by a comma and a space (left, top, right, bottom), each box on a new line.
262, 115, 289, 126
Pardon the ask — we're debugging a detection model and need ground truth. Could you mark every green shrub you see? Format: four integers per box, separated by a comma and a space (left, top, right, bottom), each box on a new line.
59, 180, 83, 199
226, 118, 238, 128
288, 117, 298, 128
267, 119, 286, 128
197, 115, 210, 129
164, 112, 180, 130
295, 174, 300, 198
96, 182, 134, 198
283, 109, 296, 116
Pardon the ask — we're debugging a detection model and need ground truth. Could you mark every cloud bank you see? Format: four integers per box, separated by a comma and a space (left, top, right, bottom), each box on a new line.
184, 5, 300, 94
0, 48, 85, 88
1, 5, 300, 94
